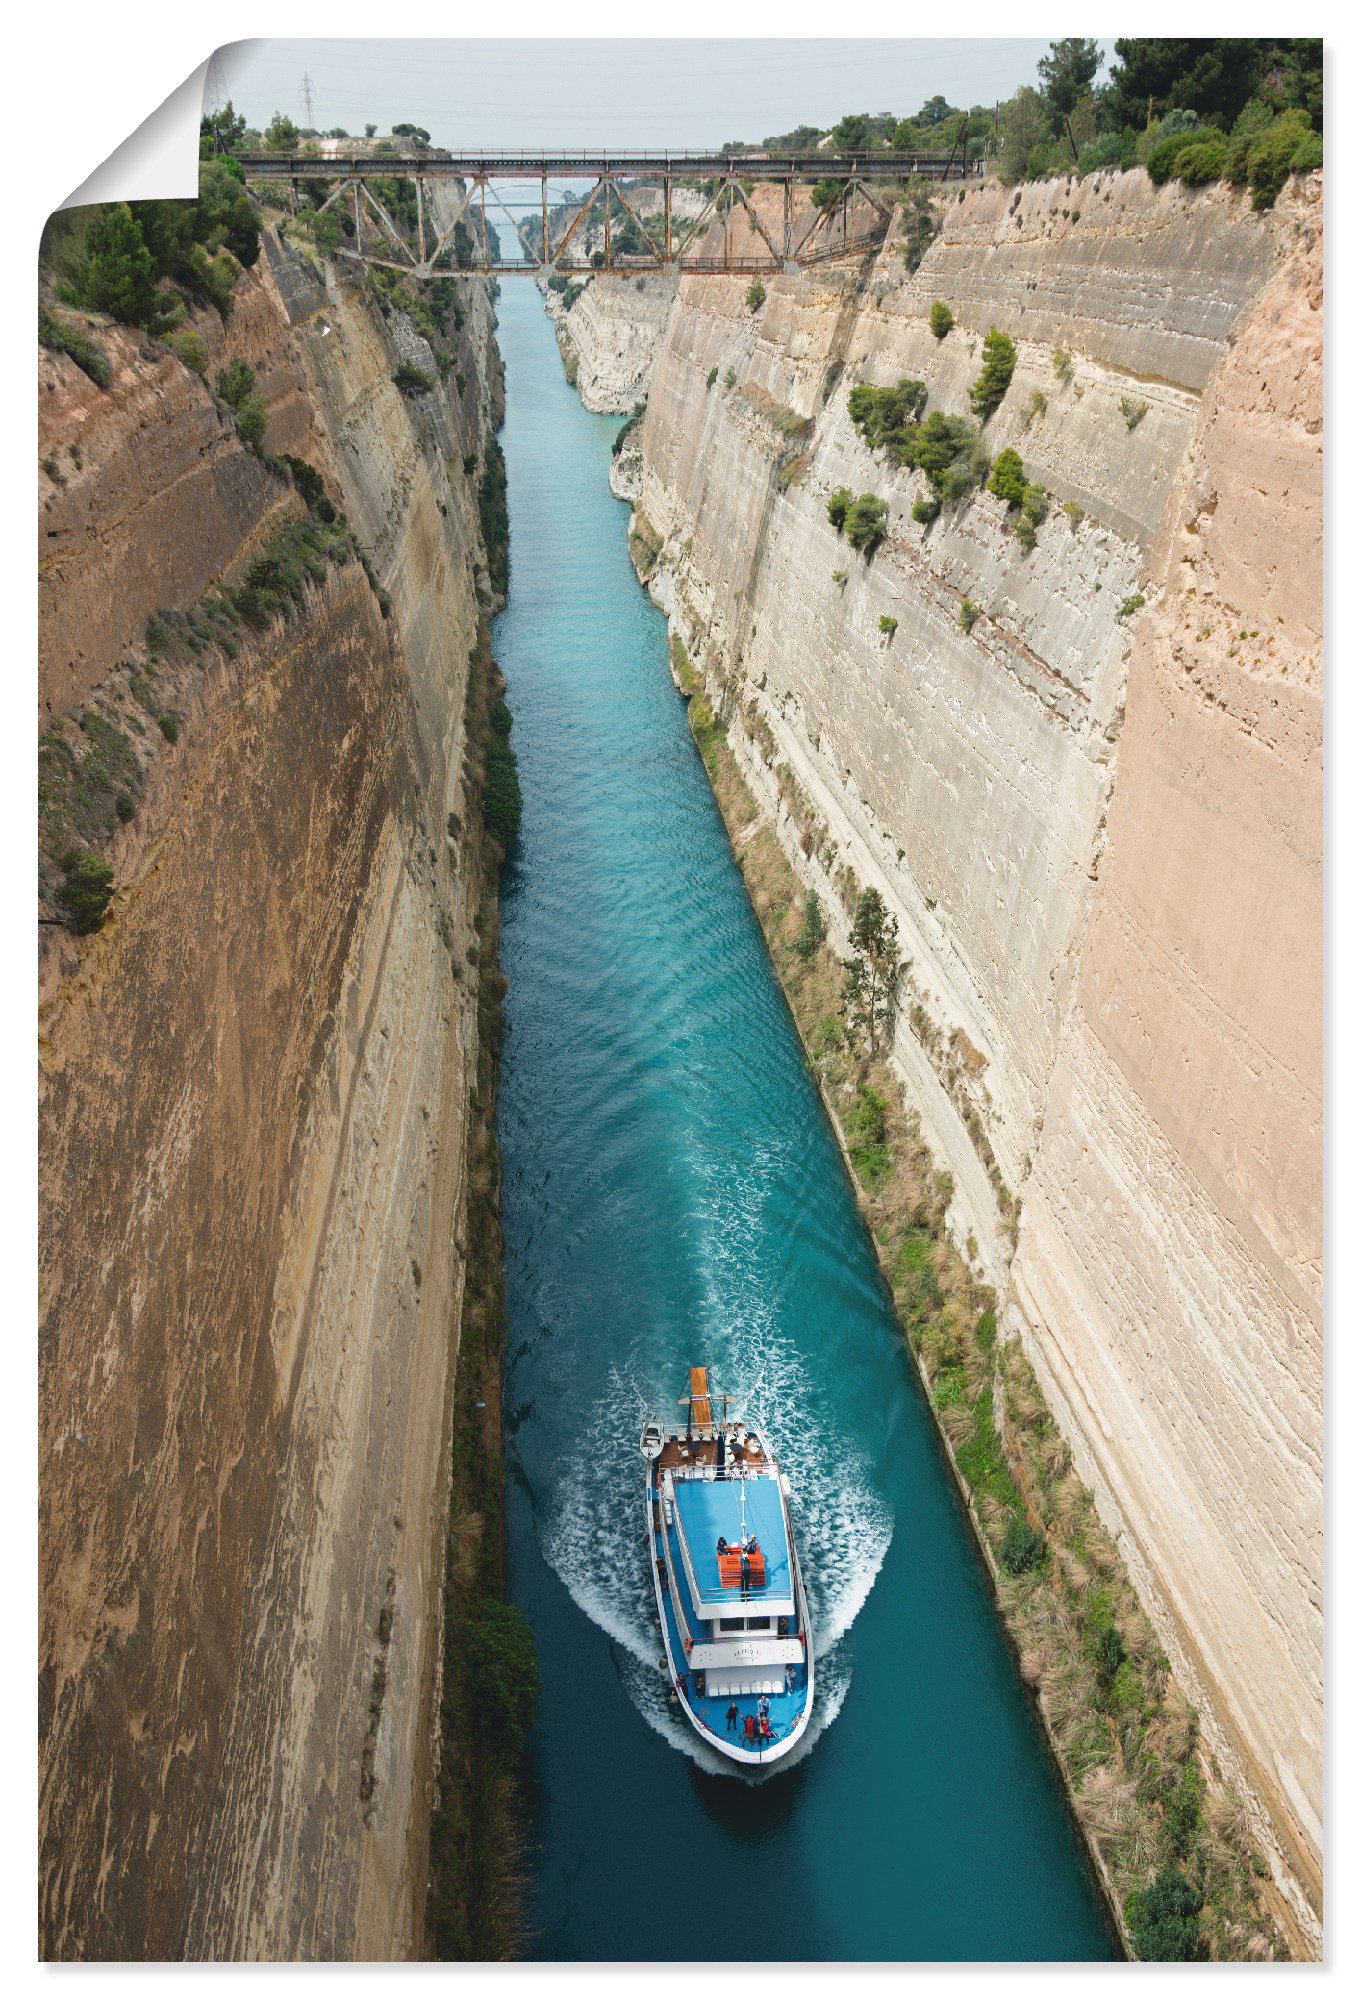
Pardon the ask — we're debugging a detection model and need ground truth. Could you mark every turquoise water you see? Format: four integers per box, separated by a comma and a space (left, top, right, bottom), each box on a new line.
491, 279, 1114, 1963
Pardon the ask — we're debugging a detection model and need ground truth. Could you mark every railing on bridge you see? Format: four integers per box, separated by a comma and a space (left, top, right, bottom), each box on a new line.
237, 147, 986, 279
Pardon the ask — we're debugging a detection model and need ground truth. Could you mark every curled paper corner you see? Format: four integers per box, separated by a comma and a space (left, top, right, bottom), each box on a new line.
59, 44, 255, 212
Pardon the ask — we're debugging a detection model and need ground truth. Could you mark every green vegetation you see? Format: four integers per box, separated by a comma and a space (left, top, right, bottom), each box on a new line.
791, 890, 826, 960
1012, 484, 1049, 550
826, 487, 853, 531
1119, 396, 1149, 430
899, 179, 939, 275
744, 277, 767, 311
929, 299, 953, 340
911, 497, 940, 526
427, 628, 538, 1961
612, 400, 647, 458
844, 494, 888, 555
38, 306, 111, 388
968, 327, 1016, 422
478, 440, 509, 598
1126, 1867, 1204, 1961
706, 366, 719, 388
848, 378, 927, 450
839, 886, 900, 1055
1000, 1517, 1047, 1575
56, 849, 115, 933
878, 615, 898, 638
988, 447, 1027, 508
393, 360, 436, 398
1117, 593, 1147, 621
482, 701, 523, 850
845, 1085, 891, 1190
1063, 500, 1084, 529
959, 598, 981, 633
215, 357, 269, 449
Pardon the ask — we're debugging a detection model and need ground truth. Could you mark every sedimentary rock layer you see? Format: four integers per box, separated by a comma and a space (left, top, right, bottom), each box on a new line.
39, 229, 501, 1958
582, 168, 1322, 1945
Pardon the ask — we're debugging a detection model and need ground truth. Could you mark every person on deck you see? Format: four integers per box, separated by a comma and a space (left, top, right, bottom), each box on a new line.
757, 1692, 771, 1722
725, 1700, 740, 1735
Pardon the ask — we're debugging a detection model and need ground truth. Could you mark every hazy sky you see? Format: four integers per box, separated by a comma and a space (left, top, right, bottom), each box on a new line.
215, 38, 1117, 150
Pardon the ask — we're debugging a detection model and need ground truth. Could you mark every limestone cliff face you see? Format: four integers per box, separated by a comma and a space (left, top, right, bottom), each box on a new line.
572, 168, 1322, 1943
544, 270, 678, 412
39, 232, 502, 1959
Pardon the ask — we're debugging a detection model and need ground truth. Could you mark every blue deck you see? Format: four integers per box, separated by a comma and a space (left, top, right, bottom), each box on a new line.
656, 1478, 808, 1760
671, 1474, 791, 1600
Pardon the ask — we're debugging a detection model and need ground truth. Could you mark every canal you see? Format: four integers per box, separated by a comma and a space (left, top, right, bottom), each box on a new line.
491, 276, 1114, 1962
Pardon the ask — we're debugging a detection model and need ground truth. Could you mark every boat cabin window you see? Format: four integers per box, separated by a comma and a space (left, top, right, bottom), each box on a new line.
717, 1616, 771, 1633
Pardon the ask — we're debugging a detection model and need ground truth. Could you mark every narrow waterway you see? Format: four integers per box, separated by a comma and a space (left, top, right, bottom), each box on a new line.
492, 278, 1114, 1963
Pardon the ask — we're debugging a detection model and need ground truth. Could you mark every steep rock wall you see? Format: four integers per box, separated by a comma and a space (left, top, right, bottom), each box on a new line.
39, 232, 503, 1959
592, 168, 1322, 1941
544, 270, 678, 412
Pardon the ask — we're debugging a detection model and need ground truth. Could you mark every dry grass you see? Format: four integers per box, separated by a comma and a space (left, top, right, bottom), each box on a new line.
670, 658, 1291, 1962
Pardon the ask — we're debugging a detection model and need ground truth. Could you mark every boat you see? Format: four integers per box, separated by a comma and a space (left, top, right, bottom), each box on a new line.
642, 1367, 814, 1766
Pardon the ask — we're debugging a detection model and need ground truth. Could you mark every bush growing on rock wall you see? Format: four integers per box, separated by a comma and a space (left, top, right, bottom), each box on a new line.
79, 203, 162, 329
165, 328, 208, 377
929, 299, 953, 340
1119, 395, 1149, 430
959, 597, 981, 633
899, 178, 939, 275
1117, 592, 1146, 620
478, 441, 509, 597
988, 447, 1027, 508
845, 1085, 892, 1189
706, 366, 719, 388
38, 306, 111, 388
968, 326, 1017, 422
1052, 346, 1074, 385
911, 496, 940, 525
791, 890, 826, 960
394, 360, 436, 398
56, 848, 115, 933
879, 615, 898, 637
848, 378, 927, 451
1225, 107, 1319, 207
215, 357, 269, 449
483, 703, 522, 849
745, 277, 767, 311
1126, 1866, 1205, 1962
826, 486, 854, 531
844, 493, 888, 554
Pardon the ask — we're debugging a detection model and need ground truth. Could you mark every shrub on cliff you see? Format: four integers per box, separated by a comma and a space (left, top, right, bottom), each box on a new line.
844, 493, 888, 555
394, 360, 436, 398
968, 327, 1017, 422
791, 890, 826, 960
745, 277, 767, 311
848, 378, 927, 451
215, 357, 269, 449
845, 1085, 891, 1190
38, 305, 111, 388
1225, 107, 1319, 207
929, 299, 953, 340
57, 848, 115, 934
465, 1600, 540, 1767
912, 496, 940, 525
826, 486, 854, 532
483, 733, 523, 851
1125, 1866, 1204, 1962
79, 203, 162, 329
988, 447, 1027, 508
1145, 125, 1221, 183
904, 410, 986, 501
478, 440, 509, 597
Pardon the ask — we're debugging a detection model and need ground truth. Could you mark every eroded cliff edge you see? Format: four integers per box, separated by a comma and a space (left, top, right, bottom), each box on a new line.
39, 229, 505, 1959
570, 168, 1322, 1947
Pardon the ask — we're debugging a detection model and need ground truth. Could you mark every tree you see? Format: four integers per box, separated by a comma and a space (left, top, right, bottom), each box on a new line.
969, 327, 1017, 423
1125, 1866, 1204, 1962
997, 86, 1051, 186
988, 447, 1026, 507
832, 112, 874, 153
840, 887, 901, 1054
792, 891, 826, 960
844, 494, 888, 554
57, 849, 115, 933
1037, 38, 1104, 158
200, 100, 248, 155
929, 300, 953, 340
264, 111, 300, 151
1103, 39, 1264, 133
82, 203, 161, 327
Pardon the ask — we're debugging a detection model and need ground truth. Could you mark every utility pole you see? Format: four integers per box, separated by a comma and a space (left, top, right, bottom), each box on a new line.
301, 72, 316, 130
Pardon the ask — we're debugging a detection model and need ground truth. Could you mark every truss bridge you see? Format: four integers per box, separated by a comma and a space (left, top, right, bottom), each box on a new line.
238, 149, 985, 280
